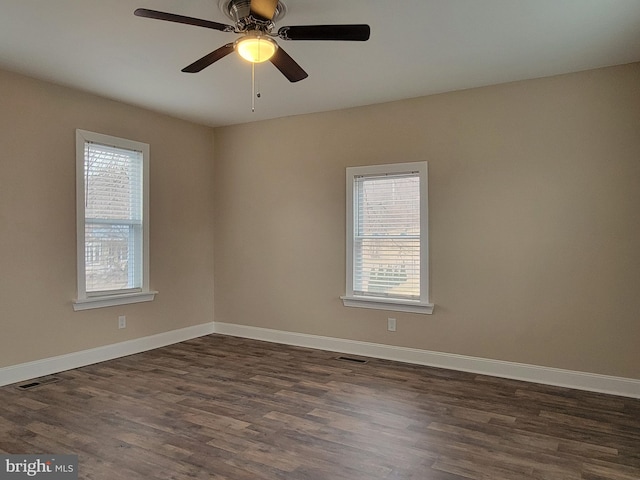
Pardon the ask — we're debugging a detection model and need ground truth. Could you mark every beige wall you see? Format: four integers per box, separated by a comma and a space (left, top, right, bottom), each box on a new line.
213, 63, 640, 379
0, 69, 215, 367
2, 62, 638, 380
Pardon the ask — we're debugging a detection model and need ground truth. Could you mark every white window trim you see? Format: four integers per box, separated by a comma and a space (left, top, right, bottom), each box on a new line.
73, 129, 157, 311
341, 161, 433, 315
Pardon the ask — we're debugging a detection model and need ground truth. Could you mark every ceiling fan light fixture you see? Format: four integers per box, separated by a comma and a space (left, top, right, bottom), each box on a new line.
235, 35, 277, 63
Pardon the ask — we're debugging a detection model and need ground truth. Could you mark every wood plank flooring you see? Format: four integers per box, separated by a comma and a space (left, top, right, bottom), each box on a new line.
0, 334, 638, 479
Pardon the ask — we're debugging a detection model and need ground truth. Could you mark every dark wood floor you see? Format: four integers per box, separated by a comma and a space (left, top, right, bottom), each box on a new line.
0, 334, 638, 479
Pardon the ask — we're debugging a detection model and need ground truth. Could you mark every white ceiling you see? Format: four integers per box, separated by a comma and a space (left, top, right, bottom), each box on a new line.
1, 0, 640, 127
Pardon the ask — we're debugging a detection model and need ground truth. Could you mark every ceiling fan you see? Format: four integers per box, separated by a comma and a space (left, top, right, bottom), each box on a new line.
134, 0, 371, 82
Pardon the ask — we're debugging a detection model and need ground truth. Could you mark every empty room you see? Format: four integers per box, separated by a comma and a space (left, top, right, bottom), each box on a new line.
0, 1, 639, 479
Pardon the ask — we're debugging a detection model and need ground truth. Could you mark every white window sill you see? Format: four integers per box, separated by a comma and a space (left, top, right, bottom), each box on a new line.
341, 295, 434, 315
73, 291, 158, 311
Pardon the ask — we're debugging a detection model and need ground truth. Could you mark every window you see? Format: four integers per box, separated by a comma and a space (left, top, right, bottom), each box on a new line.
342, 162, 433, 314
73, 130, 156, 311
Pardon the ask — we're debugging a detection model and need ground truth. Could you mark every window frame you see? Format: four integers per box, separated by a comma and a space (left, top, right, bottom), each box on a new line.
341, 161, 433, 315
73, 129, 156, 311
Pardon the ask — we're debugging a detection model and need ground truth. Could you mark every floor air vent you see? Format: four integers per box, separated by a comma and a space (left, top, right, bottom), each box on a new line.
16, 376, 62, 390
336, 356, 368, 364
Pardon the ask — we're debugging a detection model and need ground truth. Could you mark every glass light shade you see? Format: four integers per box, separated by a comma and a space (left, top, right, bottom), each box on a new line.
236, 35, 277, 63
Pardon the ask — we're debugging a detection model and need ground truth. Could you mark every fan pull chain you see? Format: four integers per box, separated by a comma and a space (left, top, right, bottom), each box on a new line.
251, 62, 255, 112
251, 63, 262, 112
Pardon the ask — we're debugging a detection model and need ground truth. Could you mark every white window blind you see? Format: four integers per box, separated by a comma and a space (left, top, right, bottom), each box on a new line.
354, 173, 420, 300
84, 142, 143, 293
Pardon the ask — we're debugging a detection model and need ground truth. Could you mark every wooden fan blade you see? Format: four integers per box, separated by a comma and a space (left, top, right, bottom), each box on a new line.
249, 0, 278, 21
182, 44, 235, 73
134, 8, 233, 32
269, 46, 308, 82
278, 24, 371, 41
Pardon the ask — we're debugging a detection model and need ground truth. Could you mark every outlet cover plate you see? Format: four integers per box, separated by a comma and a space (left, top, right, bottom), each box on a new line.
387, 317, 397, 332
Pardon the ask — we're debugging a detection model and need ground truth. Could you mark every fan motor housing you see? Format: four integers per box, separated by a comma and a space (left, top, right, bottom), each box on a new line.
219, 0, 287, 23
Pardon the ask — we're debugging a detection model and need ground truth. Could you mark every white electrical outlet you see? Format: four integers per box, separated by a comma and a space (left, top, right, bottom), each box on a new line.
387, 317, 397, 332
118, 315, 126, 329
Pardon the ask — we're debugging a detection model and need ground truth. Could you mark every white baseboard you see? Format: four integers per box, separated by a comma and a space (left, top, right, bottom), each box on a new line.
3, 321, 637, 399
0, 322, 215, 388
213, 322, 640, 399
